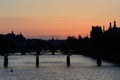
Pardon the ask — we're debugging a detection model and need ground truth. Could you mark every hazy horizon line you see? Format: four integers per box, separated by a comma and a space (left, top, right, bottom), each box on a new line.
26, 35, 68, 40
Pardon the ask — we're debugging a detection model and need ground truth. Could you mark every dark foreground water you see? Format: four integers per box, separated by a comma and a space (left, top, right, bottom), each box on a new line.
0, 53, 120, 80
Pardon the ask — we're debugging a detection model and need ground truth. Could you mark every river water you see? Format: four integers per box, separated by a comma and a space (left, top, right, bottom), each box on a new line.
0, 52, 120, 80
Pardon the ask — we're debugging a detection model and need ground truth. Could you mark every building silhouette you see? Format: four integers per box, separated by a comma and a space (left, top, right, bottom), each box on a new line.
90, 21, 120, 40
90, 26, 103, 40
90, 21, 120, 64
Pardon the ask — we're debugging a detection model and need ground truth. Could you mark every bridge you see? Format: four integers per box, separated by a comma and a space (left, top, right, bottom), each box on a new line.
0, 36, 102, 68
2, 49, 102, 68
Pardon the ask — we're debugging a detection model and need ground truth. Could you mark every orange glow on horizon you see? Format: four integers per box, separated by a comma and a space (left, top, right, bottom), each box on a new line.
0, 17, 120, 39
0, 0, 120, 39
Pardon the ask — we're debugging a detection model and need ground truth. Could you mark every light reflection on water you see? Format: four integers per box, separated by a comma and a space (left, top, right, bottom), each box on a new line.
0, 53, 120, 80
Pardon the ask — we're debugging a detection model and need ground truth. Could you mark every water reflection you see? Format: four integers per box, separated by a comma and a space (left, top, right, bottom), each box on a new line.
0, 53, 119, 80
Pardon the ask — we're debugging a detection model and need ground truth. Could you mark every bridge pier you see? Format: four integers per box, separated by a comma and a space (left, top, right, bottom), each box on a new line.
97, 58, 102, 66
51, 50, 55, 55
36, 50, 40, 67
66, 55, 70, 67
4, 54, 8, 68
21, 52, 25, 55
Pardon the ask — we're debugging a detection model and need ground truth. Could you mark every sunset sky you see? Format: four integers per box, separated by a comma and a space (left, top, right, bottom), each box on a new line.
0, 0, 120, 39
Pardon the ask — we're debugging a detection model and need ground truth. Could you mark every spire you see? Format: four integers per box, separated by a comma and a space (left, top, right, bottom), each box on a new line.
51, 37, 54, 41
20, 32, 22, 35
11, 30, 14, 34
109, 22, 112, 29
103, 26, 105, 32
113, 21, 116, 27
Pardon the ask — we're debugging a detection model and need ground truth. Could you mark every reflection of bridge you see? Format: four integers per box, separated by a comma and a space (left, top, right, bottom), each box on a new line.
3, 49, 102, 68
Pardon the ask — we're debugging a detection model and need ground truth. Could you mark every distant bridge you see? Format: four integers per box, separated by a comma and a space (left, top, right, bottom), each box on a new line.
2, 49, 102, 68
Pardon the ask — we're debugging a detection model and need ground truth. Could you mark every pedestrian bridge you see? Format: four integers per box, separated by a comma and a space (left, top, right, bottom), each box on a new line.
2, 50, 102, 68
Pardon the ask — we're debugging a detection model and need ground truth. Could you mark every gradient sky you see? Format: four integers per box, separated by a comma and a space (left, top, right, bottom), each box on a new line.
0, 0, 120, 39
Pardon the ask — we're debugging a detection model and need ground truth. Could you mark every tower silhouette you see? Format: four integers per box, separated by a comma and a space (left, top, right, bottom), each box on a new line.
109, 22, 112, 29
113, 21, 116, 28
